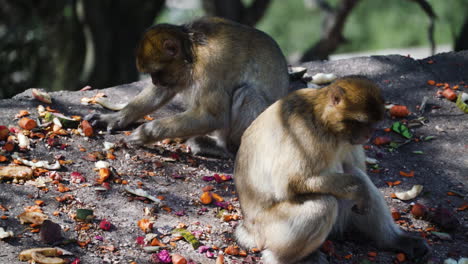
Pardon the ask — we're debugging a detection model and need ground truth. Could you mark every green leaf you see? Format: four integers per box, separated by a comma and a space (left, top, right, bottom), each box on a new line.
412, 151, 424, 154
391, 122, 412, 139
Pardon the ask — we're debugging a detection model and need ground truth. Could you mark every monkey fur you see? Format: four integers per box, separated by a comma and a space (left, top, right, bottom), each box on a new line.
86, 17, 289, 157
234, 76, 430, 263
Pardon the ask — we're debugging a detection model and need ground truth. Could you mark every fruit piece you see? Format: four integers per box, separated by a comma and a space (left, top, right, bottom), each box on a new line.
80, 120, 93, 137
32, 89, 52, 104
391, 209, 401, 220
399, 170, 415, 177
18, 211, 48, 225
99, 219, 112, 231
394, 185, 423, 200
211, 192, 224, 202
97, 168, 110, 184
224, 245, 240, 256
216, 253, 225, 264
200, 192, 212, 205
373, 136, 391, 145
171, 254, 187, 264
389, 105, 410, 118
396, 253, 406, 262
441, 88, 457, 101
138, 218, 153, 233
31, 251, 65, 264
3, 140, 15, 152
411, 203, 427, 218
0, 126, 9, 140
18, 117, 37, 130
18, 248, 59, 261
0, 165, 33, 181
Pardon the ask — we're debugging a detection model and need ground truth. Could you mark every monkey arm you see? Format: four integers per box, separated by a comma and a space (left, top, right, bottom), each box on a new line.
119, 84, 176, 125
127, 91, 229, 145
289, 170, 371, 214
86, 84, 176, 132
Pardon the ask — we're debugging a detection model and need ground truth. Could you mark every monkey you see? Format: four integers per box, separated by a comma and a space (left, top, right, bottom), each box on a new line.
86, 17, 289, 157
234, 76, 429, 264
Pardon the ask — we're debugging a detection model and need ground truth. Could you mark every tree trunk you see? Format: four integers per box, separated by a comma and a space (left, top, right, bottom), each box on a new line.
455, 17, 468, 51
300, 0, 361, 62
82, 0, 165, 89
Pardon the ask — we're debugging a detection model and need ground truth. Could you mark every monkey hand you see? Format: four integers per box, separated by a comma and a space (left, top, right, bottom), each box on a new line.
125, 122, 159, 146
85, 112, 128, 133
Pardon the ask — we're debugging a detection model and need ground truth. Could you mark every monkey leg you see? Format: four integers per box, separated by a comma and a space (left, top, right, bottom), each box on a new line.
186, 130, 233, 159
348, 180, 430, 260
229, 85, 271, 150
258, 195, 338, 264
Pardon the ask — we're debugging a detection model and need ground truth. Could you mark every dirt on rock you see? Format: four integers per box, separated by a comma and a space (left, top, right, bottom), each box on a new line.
0, 51, 467, 264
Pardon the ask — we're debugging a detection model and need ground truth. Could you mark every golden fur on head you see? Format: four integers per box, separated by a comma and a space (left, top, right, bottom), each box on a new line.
315, 76, 385, 141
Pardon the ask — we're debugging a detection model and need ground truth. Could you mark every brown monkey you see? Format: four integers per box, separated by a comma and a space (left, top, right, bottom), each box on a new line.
86, 17, 289, 157
234, 76, 429, 264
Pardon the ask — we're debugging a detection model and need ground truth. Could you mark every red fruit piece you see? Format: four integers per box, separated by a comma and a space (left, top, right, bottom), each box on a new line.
99, 219, 112, 231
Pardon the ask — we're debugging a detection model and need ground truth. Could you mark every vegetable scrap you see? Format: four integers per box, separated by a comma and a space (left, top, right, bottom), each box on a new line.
124, 186, 163, 204
18, 210, 48, 225
389, 105, 410, 118
373, 136, 391, 146
12, 153, 61, 170
75, 209, 94, 222
19, 248, 62, 261
32, 88, 52, 104
173, 228, 201, 249
0, 165, 33, 181
138, 218, 154, 233
393, 185, 423, 200
311, 73, 337, 84
456, 92, 468, 113
442, 88, 457, 101
399, 170, 415, 177
391, 122, 412, 139
0, 227, 14, 239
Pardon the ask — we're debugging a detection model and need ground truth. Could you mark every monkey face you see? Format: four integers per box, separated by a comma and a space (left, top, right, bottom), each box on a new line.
328, 76, 385, 145
344, 120, 377, 145
136, 25, 193, 88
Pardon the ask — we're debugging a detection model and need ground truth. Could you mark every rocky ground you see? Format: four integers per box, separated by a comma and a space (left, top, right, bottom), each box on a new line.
0, 51, 467, 264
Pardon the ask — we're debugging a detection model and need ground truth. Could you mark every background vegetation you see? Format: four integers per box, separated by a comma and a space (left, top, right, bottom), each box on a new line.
1, 0, 467, 99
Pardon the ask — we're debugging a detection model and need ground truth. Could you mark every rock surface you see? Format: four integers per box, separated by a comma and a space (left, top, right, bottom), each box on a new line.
0, 51, 467, 263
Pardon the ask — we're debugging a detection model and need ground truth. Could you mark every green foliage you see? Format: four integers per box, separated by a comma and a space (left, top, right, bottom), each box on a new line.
256, 0, 322, 57
256, 0, 467, 56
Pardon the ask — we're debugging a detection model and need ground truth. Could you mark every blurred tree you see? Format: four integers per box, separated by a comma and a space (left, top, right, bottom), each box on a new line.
202, 0, 271, 26
299, 0, 436, 62
300, 0, 361, 62
0, 0, 164, 99
455, 17, 468, 51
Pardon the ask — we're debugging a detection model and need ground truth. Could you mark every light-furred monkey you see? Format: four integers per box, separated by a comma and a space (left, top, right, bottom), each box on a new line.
234, 76, 430, 263
86, 17, 289, 157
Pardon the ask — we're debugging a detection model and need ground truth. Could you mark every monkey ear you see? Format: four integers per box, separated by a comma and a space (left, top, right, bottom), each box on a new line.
163, 39, 179, 57
329, 85, 345, 106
